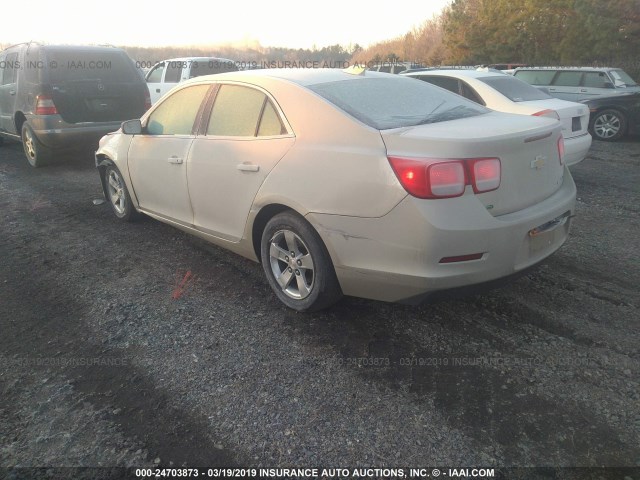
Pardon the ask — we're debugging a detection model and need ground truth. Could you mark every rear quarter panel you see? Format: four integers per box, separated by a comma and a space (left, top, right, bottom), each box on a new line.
251, 78, 407, 218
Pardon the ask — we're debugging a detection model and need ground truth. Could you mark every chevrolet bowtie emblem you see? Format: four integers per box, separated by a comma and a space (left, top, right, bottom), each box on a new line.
531, 155, 546, 169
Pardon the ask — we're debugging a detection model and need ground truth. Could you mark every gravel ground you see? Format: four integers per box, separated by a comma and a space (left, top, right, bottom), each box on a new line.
0, 136, 639, 477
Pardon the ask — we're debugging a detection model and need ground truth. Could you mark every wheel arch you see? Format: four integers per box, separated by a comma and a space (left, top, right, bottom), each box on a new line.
14, 112, 27, 136
96, 154, 116, 201
251, 203, 294, 262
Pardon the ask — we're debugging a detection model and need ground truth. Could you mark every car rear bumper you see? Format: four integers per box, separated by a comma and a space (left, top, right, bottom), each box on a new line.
308, 169, 576, 303
563, 132, 592, 166
28, 115, 123, 150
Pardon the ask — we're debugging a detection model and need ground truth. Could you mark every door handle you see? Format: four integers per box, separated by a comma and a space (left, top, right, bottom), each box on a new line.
9, 90, 16, 95
168, 156, 183, 164
237, 163, 259, 172
580, 88, 587, 92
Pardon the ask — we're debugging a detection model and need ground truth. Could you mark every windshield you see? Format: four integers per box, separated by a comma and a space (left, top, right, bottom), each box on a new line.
478, 76, 552, 102
610, 69, 638, 87
308, 76, 489, 130
45, 49, 138, 83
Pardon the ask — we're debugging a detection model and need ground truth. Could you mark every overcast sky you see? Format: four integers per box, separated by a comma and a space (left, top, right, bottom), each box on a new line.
2, 0, 451, 49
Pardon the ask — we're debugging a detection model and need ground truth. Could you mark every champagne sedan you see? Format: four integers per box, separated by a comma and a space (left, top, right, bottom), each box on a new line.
96, 68, 576, 311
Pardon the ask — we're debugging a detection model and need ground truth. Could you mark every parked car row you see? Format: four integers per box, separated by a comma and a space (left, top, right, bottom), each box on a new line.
0, 45, 631, 310
401, 69, 592, 165
367, 62, 639, 142
510, 66, 639, 142
512, 66, 639, 101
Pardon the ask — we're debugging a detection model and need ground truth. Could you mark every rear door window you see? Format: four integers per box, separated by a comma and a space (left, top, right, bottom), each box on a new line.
553, 71, 583, 87
514, 70, 555, 86
207, 84, 281, 137
582, 72, 610, 88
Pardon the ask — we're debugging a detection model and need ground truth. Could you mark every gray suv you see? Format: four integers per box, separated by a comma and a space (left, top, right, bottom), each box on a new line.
0, 43, 150, 167
513, 67, 639, 102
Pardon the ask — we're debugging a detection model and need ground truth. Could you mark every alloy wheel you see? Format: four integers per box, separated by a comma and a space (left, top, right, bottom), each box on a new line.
107, 169, 126, 215
594, 113, 621, 139
268, 229, 315, 299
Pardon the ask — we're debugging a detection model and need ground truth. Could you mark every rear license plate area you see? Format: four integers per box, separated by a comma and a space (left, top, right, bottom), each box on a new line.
86, 98, 116, 112
572, 116, 581, 132
528, 213, 570, 253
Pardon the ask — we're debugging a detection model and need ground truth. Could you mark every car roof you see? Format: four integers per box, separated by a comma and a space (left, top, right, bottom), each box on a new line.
156, 56, 235, 63
1, 43, 124, 53
514, 66, 617, 72
182, 68, 394, 87
403, 69, 505, 79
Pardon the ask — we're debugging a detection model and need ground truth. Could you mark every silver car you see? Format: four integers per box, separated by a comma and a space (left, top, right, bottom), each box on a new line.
96, 69, 576, 311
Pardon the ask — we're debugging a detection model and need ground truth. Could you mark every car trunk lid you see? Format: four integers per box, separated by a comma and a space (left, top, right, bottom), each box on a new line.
519, 99, 590, 139
381, 112, 565, 216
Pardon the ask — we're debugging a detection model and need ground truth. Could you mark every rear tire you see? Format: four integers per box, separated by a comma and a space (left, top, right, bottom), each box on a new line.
590, 109, 627, 141
22, 123, 54, 167
260, 212, 342, 312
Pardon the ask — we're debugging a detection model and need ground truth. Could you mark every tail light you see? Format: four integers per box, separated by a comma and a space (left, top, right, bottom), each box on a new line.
35, 95, 58, 115
557, 136, 565, 165
468, 158, 501, 193
533, 109, 560, 120
388, 156, 501, 199
144, 86, 152, 111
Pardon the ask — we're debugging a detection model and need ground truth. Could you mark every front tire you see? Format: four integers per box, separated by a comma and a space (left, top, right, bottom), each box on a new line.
590, 109, 627, 141
104, 165, 139, 221
261, 212, 342, 312
22, 123, 53, 167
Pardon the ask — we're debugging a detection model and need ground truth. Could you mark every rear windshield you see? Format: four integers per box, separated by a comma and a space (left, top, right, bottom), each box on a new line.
189, 59, 238, 78
45, 49, 138, 83
308, 76, 489, 130
478, 76, 552, 102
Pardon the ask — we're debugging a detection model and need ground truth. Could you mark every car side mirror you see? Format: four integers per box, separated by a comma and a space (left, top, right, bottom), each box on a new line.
604, 82, 615, 89
539, 87, 551, 95
122, 119, 142, 135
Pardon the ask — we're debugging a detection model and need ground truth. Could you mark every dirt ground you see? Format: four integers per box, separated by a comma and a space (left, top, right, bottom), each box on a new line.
0, 135, 639, 478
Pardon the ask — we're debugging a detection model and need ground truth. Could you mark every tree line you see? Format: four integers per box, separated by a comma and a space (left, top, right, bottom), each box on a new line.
354, 0, 639, 78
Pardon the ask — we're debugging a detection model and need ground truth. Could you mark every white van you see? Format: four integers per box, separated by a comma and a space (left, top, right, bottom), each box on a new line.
145, 57, 237, 104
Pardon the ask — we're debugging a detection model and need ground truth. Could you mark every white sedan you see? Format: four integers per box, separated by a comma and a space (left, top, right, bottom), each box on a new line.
402, 69, 592, 166
96, 69, 575, 311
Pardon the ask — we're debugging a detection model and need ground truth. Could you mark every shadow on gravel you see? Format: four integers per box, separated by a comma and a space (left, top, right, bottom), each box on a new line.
0, 261, 238, 468
279, 296, 638, 466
